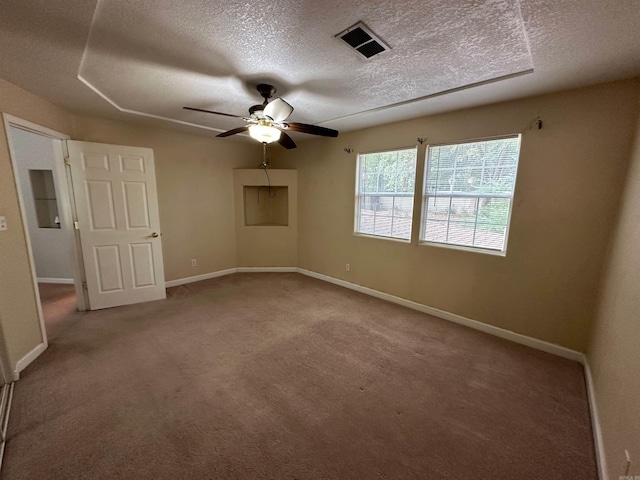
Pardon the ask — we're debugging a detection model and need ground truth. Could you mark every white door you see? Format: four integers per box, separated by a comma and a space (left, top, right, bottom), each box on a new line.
67, 141, 166, 310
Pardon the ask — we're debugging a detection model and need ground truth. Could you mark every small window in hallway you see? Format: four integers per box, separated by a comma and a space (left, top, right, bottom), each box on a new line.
29, 169, 61, 228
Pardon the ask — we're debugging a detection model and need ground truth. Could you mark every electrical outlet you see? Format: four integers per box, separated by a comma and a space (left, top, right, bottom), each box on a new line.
0, 216, 6, 231
191, 259, 197, 267
345, 263, 351, 272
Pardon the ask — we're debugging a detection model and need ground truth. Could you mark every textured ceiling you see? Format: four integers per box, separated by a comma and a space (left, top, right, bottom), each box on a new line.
1, 0, 639, 141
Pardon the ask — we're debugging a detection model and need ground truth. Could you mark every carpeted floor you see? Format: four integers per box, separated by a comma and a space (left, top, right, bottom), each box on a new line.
37, 282, 78, 333
3, 273, 596, 479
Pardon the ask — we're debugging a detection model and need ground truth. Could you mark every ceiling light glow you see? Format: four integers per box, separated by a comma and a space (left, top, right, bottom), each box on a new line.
248, 123, 282, 143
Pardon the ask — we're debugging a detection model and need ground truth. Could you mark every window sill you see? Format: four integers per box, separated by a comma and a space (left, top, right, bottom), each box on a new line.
418, 240, 507, 257
354, 232, 411, 244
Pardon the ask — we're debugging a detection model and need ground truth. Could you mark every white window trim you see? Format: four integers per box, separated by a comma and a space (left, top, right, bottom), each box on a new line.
353, 146, 418, 241
354, 232, 412, 244
419, 134, 521, 256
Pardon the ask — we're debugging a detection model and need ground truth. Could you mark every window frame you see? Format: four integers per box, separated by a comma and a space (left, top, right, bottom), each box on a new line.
353, 145, 418, 242
419, 134, 522, 256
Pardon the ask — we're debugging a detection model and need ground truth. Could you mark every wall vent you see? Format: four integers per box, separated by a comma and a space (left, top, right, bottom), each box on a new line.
335, 22, 391, 60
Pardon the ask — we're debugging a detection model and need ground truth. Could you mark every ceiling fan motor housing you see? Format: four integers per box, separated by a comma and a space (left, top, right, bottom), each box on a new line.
249, 104, 265, 116
256, 83, 276, 100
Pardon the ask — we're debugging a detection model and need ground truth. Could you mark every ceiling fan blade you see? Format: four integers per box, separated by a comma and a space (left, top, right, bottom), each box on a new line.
277, 131, 297, 149
217, 126, 249, 137
284, 122, 339, 137
183, 106, 244, 118
264, 97, 294, 123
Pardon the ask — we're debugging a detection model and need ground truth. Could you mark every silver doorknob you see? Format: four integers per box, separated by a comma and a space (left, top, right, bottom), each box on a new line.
148, 232, 159, 238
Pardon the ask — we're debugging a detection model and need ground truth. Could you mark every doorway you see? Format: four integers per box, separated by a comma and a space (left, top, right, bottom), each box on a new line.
3, 114, 86, 343
5, 113, 168, 314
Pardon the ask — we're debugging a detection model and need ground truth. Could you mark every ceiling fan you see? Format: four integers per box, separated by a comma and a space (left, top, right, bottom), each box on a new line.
183, 84, 338, 149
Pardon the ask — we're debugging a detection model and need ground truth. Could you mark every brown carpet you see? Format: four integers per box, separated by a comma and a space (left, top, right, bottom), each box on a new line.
37, 282, 77, 333
3, 273, 596, 479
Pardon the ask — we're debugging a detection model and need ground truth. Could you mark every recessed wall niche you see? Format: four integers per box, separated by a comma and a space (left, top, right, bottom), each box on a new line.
29, 169, 61, 228
233, 169, 298, 267
243, 186, 289, 226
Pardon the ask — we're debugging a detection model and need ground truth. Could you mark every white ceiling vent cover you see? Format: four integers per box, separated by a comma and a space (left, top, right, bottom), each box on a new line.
335, 22, 391, 60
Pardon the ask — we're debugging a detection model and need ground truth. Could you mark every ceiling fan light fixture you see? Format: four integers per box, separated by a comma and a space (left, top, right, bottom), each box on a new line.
248, 121, 281, 143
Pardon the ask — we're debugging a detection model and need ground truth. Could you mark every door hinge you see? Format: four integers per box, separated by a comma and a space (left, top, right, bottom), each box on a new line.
82, 281, 87, 290
74, 221, 79, 230
64, 157, 70, 166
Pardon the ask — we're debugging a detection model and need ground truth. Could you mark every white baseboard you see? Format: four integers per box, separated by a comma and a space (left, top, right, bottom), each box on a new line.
236, 267, 298, 273
582, 358, 608, 480
165, 267, 298, 288
37, 277, 74, 284
14, 342, 47, 380
298, 268, 584, 363
165, 268, 237, 288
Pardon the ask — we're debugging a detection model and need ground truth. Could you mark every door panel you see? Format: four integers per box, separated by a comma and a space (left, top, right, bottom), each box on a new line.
95, 245, 124, 292
130, 243, 156, 287
68, 141, 166, 309
123, 182, 150, 228
120, 154, 145, 173
82, 152, 109, 171
87, 181, 116, 230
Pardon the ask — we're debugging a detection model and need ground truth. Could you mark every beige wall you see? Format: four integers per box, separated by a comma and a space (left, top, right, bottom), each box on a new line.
0, 77, 73, 367
588, 104, 640, 478
71, 116, 259, 281
276, 79, 640, 352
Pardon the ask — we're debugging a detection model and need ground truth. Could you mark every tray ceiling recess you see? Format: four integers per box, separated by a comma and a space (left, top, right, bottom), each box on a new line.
73, 0, 536, 137
3, 1, 639, 138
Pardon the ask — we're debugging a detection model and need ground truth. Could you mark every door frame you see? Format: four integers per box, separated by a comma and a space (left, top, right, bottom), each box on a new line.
3, 114, 88, 348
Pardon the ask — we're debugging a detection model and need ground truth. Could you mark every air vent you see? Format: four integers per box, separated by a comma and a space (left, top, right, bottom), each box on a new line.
335, 22, 390, 60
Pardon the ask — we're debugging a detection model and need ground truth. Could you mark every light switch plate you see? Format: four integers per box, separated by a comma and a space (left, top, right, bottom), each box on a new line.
0, 216, 6, 231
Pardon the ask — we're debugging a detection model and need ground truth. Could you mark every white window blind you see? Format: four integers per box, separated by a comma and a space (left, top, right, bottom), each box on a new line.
421, 135, 521, 254
355, 147, 417, 240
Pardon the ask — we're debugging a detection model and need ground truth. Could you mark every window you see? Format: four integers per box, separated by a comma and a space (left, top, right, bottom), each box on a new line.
355, 147, 417, 240
420, 135, 521, 254
29, 169, 61, 229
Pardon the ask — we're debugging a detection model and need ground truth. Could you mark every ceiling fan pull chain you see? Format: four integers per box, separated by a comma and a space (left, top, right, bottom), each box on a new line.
262, 142, 268, 168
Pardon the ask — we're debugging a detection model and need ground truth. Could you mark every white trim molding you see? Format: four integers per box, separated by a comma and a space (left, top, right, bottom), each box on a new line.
298, 269, 584, 362
37, 278, 74, 285
236, 267, 298, 273
14, 342, 47, 380
2, 114, 63, 358
2, 113, 69, 140
582, 357, 608, 480
165, 267, 299, 288
165, 269, 238, 288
